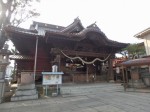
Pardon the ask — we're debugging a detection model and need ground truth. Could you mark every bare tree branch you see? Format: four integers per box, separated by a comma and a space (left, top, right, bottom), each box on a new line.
0, 0, 40, 49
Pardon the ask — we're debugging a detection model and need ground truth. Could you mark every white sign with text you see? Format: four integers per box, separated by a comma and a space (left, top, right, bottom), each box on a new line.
42, 72, 63, 85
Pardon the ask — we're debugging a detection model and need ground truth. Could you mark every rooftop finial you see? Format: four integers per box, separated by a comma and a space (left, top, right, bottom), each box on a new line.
87, 21, 100, 30
74, 16, 80, 21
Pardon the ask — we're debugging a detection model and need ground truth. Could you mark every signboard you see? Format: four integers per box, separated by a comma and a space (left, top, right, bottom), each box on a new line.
42, 72, 63, 85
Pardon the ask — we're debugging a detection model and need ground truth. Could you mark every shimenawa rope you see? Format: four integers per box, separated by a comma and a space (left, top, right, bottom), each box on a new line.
60, 50, 111, 64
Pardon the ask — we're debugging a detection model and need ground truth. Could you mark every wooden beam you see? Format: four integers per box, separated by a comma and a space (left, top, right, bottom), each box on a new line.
50, 48, 110, 58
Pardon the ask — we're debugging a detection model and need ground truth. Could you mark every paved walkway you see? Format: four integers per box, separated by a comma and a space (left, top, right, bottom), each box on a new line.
1, 83, 150, 112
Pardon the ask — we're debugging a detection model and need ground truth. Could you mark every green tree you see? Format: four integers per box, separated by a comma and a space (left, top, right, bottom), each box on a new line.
0, 0, 40, 49
123, 43, 146, 59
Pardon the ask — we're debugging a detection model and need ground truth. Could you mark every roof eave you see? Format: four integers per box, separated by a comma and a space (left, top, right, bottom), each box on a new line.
134, 28, 150, 39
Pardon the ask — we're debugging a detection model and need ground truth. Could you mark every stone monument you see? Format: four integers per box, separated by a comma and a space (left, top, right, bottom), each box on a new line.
11, 72, 38, 101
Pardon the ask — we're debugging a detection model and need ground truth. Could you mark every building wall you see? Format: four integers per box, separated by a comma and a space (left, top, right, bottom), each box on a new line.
143, 33, 150, 55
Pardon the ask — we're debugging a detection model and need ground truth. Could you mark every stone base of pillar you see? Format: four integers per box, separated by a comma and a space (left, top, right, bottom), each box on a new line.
11, 83, 38, 102
0, 80, 5, 103
3, 86, 12, 102
109, 80, 115, 83
128, 79, 146, 88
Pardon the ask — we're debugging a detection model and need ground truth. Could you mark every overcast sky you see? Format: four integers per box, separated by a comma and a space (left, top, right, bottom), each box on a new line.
21, 0, 150, 44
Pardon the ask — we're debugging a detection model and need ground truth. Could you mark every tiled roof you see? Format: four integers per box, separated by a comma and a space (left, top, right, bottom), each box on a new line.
5, 25, 39, 36
46, 27, 103, 40
30, 21, 65, 36
121, 58, 150, 67
45, 27, 128, 47
5, 18, 128, 48
32, 21, 65, 30
9, 55, 34, 60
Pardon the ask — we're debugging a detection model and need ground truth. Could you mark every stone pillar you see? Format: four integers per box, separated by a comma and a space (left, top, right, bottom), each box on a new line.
52, 55, 61, 72
0, 75, 5, 103
0, 58, 10, 103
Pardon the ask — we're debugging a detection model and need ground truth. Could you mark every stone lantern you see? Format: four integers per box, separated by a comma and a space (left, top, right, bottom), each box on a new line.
0, 44, 11, 103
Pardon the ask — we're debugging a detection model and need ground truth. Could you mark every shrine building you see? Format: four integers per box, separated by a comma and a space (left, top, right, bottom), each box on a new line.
4, 18, 128, 83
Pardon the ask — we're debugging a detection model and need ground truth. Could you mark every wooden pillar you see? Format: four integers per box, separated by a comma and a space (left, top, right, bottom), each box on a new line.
86, 65, 89, 83
33, 36, 38, 81
57, 55, 61, 72
122, 66, 126, 91
108, 59, 114, 81
94, 65, 97, 82
125, 68, 128, 87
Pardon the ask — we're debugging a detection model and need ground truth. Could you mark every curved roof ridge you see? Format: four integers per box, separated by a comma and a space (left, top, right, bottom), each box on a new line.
72, 27, 107, 39
46, 27, 106, 40
61, 17, 84, 33
74, 28, 128, 46
46, 28, 128, 47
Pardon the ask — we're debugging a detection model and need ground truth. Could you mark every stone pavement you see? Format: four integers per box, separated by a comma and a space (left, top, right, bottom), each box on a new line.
0, 83, 150, 112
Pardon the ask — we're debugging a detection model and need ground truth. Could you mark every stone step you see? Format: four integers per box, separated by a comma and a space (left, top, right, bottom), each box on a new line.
15, 89, 37, 96
4, 91, 13, 97
11, 94, 38, 102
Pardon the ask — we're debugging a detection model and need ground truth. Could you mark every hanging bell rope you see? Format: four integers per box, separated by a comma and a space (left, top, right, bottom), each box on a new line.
60, 50, 111, 64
